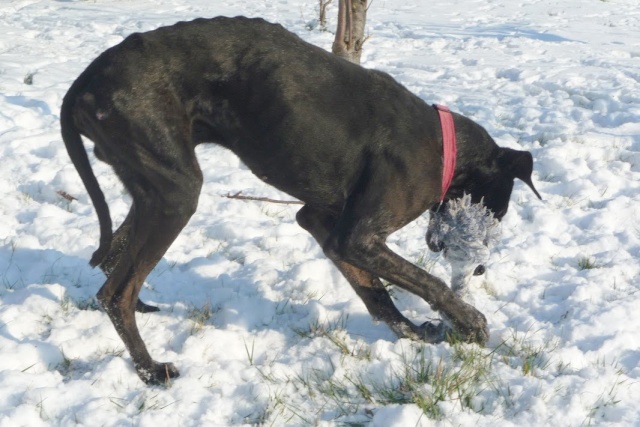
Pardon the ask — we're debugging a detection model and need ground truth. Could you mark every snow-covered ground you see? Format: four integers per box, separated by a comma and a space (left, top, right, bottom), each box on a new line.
1, 0, 640, 425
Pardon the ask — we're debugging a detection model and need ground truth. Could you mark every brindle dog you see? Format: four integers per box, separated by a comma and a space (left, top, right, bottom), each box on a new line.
61, 16, 541, 385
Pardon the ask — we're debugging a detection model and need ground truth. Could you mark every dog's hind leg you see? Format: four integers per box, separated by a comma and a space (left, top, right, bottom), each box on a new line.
296, 205, 443, 341
96, 155, 203, 385
99, 208, 160, 313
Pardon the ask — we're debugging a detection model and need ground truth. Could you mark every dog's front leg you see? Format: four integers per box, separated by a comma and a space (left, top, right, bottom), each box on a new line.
328, 231, 488, 344
296, 205, 442, 341
335, 261, 447, 341
321, 164, 489, 344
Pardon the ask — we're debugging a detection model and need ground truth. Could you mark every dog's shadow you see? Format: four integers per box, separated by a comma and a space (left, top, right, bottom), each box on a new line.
0, 245, 104, 371
0, 243, 398, 358
143, 251, 400, 350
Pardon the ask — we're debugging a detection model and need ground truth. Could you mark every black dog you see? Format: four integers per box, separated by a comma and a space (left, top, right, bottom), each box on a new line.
61, 16, 541, 385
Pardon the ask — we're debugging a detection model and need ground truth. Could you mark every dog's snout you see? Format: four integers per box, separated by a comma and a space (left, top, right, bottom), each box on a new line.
473, 265, 486, 276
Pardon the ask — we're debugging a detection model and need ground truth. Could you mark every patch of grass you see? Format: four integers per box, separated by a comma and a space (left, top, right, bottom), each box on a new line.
577, 256, 601, 271
249, 321, 572, 424
243, 337, 256, 366
415, 251, 439, 272
55, 348, 74, 377
302, 290, 324, 304
35, 393, 49, 421
60, 295, 74, 315
58, 295, 101, 315
135, 393, 179, 414
244, 392, 291, 425
293, 313, 348, 339
584, 369, 626, 425
491, 329, 556, 377
257, 341, 495, 423
187, 302, 214, 335
2, 240, 24, 291
293, 314, 371, 361
1, 275, 23, 291
555, 191, 586, 209
76, 298, 101, 311
352, 343, 488, 418
109, 392, 179, 414
275, 298, 291, 315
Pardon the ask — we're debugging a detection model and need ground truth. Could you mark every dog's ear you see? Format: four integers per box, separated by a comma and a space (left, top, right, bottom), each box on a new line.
498, 148, 542, 200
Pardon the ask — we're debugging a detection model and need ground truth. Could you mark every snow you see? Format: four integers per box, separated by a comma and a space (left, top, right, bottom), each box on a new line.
1, 0, 640, 425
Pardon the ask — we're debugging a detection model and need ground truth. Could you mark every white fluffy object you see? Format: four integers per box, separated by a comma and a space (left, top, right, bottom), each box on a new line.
427, 194, 500, 293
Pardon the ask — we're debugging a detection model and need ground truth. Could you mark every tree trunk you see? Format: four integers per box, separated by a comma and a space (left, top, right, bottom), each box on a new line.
319, 0, 333, 30
332, 0, 368, 65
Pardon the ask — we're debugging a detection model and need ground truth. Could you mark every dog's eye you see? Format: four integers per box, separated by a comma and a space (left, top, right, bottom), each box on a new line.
473, 265, 486, 276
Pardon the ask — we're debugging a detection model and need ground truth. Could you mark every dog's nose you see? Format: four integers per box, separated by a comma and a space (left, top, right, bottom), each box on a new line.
473, 265, 486, 276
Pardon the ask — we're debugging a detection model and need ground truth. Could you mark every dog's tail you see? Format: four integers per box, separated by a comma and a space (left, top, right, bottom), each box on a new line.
60, 87, 113, 268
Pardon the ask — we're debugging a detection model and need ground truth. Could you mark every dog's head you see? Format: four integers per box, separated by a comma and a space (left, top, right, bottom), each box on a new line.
427, 147, 541, 291
461, 147, 541, 221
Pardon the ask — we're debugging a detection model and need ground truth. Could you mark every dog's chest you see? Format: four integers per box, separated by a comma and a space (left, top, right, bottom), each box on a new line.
232, 142, 349, 207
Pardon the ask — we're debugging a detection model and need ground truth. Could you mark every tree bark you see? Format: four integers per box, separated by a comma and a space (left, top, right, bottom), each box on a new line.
332, 0, 368, 65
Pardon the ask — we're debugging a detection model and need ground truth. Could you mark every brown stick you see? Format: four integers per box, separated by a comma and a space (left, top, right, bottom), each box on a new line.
57, 190, 77, 202
222, 191, 304, 205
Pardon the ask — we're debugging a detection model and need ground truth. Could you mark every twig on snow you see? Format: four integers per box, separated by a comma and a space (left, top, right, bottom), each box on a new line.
222, 191, 304, 205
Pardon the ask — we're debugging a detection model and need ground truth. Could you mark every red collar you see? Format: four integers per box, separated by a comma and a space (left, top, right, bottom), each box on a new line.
434, 104, 456, 202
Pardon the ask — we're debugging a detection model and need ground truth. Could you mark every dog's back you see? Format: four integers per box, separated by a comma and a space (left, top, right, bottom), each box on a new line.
63, 16, 442, 211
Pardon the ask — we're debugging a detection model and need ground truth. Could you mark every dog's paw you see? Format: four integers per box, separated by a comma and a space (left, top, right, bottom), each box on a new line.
137, 362, 180, 386
417, 320, 450, 343
135, 299, 160, 313
439, 306, 489, 345
390, 319, 449, 343
465, 310, 489, 345
388, 320, 443, 343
